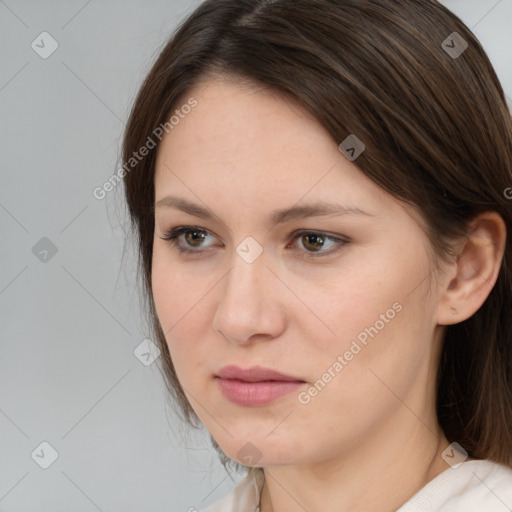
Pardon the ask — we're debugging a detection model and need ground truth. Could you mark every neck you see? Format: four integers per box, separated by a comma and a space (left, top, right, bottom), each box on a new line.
259, 414, 451, 512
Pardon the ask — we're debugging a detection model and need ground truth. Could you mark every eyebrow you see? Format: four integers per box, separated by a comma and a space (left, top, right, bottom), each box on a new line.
155, 195, 374, 226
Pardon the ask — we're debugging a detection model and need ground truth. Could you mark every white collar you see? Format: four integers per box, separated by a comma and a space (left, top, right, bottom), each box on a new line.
203, 468, 264, 512
202, 460, 512, 512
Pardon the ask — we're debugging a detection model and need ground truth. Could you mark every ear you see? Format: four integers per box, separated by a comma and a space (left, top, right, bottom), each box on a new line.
437, 211, 507, 326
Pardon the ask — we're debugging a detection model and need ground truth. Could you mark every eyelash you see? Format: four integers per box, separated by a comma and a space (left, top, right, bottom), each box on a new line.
159, 225, 349, 259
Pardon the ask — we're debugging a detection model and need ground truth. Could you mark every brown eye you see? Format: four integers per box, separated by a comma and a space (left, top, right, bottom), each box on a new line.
290, 230, 349, 258
160, 226, 348, 258
183, 229, 208, 247
159, 226, 217, 254
301, 233, 326, 252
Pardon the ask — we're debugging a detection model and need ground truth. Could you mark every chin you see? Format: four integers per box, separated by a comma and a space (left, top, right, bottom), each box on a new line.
215, 433, 302, 467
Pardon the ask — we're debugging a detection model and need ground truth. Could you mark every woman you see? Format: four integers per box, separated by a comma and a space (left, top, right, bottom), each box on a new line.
121, 1, 512, 510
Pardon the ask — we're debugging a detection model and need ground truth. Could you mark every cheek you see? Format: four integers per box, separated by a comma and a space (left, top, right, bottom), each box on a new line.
289, 261, 406, 356
294, 241, 435, 383
151, 244, 209, 328
151, 249, 178, 334
312, 266, 434, 407
151, 248, 209, 378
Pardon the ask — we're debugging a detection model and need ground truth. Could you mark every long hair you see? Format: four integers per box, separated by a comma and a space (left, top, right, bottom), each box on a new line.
122, 0, 512, 470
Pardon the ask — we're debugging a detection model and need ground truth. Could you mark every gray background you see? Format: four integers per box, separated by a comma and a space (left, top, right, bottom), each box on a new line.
1, 1, 511, 511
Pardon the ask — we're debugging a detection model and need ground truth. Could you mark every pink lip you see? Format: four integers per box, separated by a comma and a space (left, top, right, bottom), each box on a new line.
215, 365, 306, 406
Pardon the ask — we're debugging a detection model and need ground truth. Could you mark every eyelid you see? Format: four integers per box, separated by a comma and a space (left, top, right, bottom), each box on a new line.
287, 230, 349, 258
159, 225, 349, 257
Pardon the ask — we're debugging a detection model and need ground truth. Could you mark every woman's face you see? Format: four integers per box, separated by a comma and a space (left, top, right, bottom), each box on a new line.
152, 76, 447, 467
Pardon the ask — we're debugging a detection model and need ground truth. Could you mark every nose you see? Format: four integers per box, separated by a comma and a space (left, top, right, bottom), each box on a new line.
212, 248, 286, 345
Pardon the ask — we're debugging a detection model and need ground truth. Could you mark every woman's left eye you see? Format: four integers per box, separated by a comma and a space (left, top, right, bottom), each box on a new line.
290, 231, 348, 256
159, 226, 348, 258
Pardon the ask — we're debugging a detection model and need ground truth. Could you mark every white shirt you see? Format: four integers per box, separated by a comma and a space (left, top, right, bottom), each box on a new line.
194, 459, 512, 512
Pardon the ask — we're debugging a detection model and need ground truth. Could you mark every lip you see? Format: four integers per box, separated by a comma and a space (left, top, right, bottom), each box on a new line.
216, 365, 305, 382
215, 365, 306, 406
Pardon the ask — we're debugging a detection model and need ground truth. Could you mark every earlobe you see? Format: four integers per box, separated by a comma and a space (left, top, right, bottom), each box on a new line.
437, 212, 507, 326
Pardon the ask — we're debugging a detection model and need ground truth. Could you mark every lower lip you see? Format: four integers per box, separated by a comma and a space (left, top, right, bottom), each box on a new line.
216, 378, 304, 406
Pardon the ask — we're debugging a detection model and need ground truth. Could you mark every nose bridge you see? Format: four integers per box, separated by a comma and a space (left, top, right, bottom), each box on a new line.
223, 246, 269, 309
213, 243, 281, 343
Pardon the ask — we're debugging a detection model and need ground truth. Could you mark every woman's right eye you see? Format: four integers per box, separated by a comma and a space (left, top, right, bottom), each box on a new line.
159, 226, 218, 255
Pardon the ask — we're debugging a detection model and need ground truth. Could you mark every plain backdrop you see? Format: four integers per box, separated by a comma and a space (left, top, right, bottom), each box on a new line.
1, 1, 511, 511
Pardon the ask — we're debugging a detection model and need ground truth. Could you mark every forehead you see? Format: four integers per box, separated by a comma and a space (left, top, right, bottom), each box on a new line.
159, 76, 332, 162
153, 76, 407, 223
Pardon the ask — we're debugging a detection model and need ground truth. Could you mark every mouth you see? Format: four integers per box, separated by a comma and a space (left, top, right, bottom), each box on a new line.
215, 365, 306, 406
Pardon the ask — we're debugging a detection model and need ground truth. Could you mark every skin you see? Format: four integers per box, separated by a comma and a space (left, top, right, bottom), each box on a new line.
151, 75, 506, 512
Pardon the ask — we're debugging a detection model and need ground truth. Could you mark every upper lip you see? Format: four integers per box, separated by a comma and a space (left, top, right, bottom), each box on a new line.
216, 365, 305, 382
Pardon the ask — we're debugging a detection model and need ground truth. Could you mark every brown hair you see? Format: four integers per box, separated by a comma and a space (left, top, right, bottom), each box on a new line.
122, 0, 512, 471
